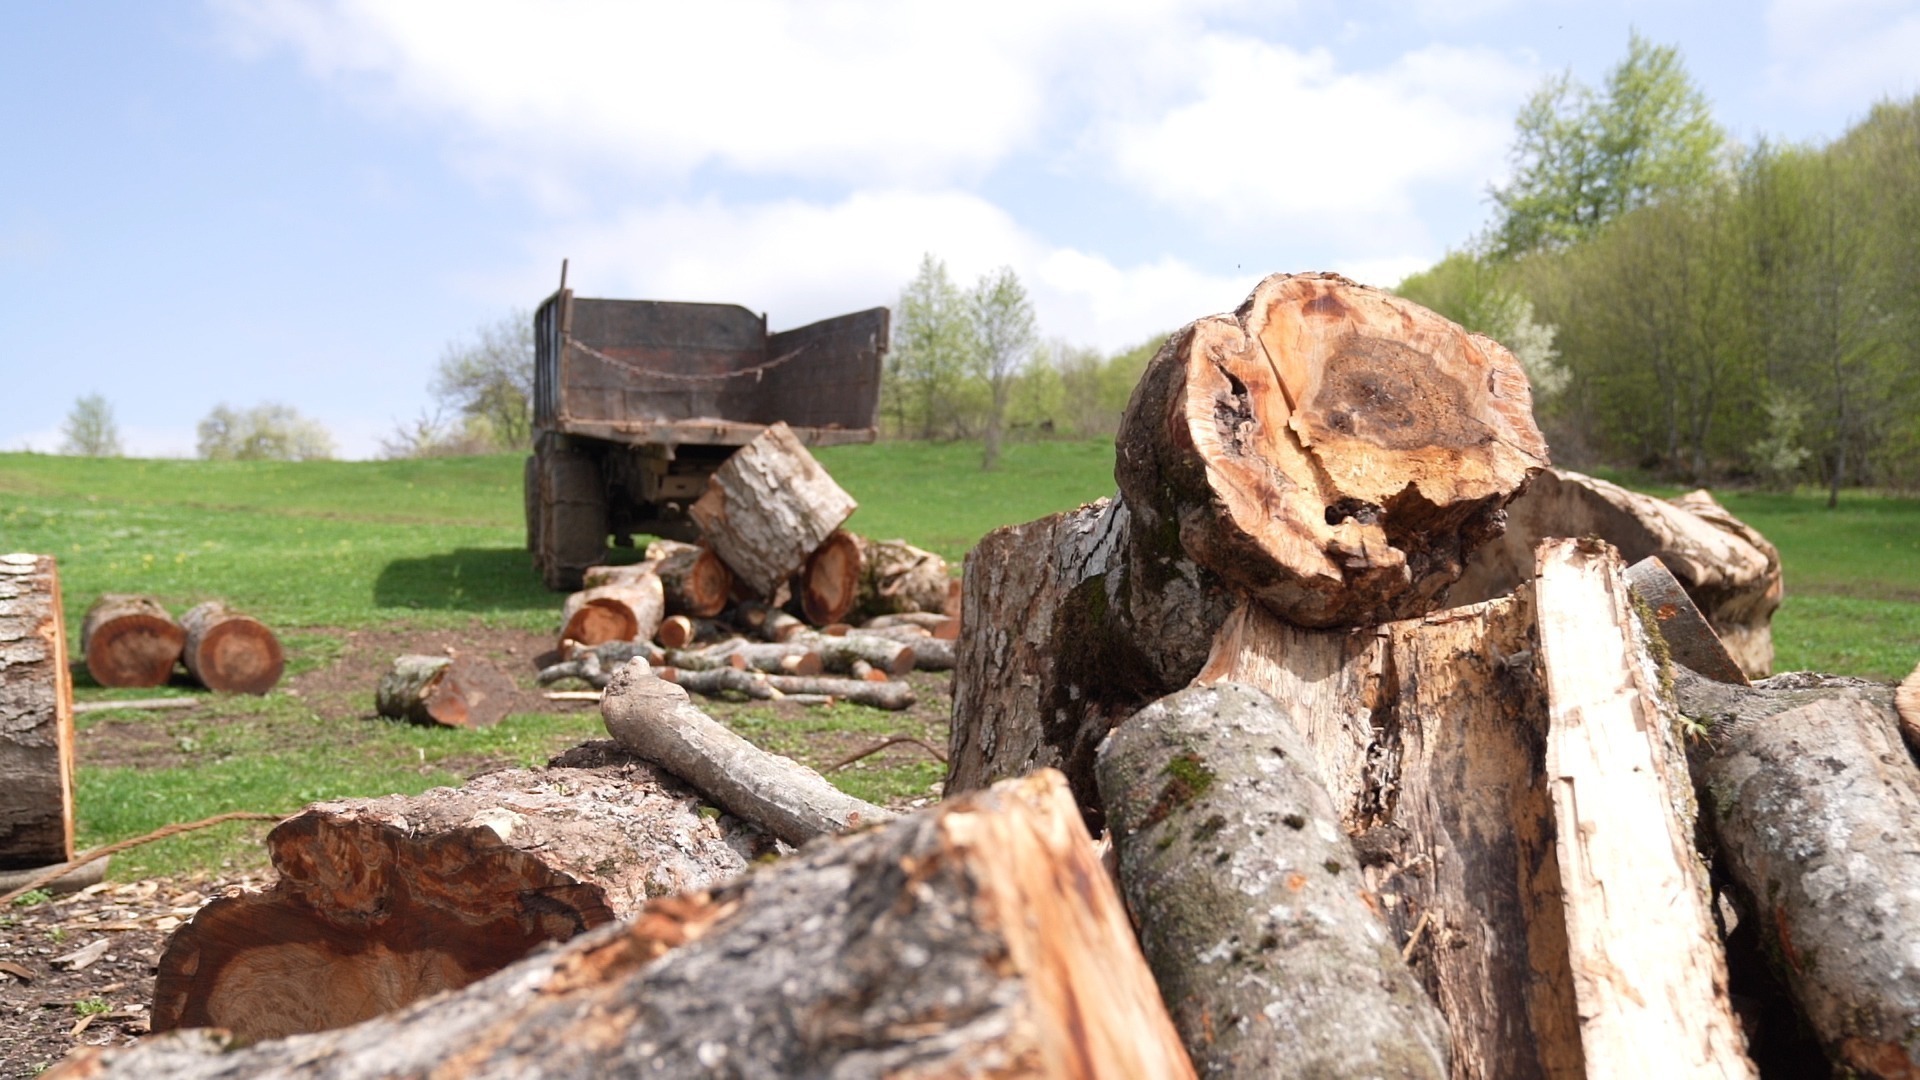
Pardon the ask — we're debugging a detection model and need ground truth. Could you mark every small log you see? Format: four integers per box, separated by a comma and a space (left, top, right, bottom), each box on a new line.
850, 626, 954, 670
690, 422, 858, 597
375, 654, 517, 728
1533, 538, 1754, 1077
150, 763, 771, 1043
1115, 271, 1547, 628
1678, 669, 1920, 1076
79, 594, 185, 688
851, 535, 952, 618
578, 559, 657, 589
660, 666, 918, 711
644, 540, 733, 617
1451, 469, 1781, 677
179, 600, 284, 695
63, 772, 1195, 1080
848, 659, 886, 682
1098, 682, 1451, 1078
601, 663, 895, 844
862, 611, 959, 636
559, 576, 665, 646
0, 554, 75, 870
653, 614, 727, 650
668, 640, 823, 677
788, 629, 914, 677
535, 654, 609, 690
761, 607, 806, 642
793, 529, 863, 625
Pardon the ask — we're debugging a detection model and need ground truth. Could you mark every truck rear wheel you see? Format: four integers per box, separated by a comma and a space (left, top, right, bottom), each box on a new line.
534, 439, 609, 591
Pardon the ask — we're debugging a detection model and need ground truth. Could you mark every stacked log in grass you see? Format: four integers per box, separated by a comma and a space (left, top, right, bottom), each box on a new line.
179, 601, 284, 694
80, 594, 185, 688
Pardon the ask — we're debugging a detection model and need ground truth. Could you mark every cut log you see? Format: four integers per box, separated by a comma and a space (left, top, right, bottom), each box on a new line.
79, 594, 185, 688
660, 666, 917, 711
653, 613, 727, 650
1533, 538, 1754, 1077
578, 558, 657, 589
1678, 669, 1920, 1077
689, 422, 857, 597
179, 601, 283, 695
602, 663, 896, 845
558, 575, 665, 646
1114, 271, 1547, 628
0, 554, 74, 870
62, 772, 1195, 1080
666, 640, 823, 677
851, 534, 952, 618
792, 528, 862, 625
644, 540, 733, 617
788, 629, 914, 677
150, 763, 772, 1043
760, 606, 806, 642
1451, 469, 1781, 678
375, 654, 517, 728
1098, 681, 1451, 1078
862, 611, 959, 636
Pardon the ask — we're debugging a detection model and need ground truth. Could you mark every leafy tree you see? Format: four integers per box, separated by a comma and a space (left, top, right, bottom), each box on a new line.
196, 403, 335, 461
59, 393, 122, 457
1394, 252, 1566, 398
886, 255, 982, 441
431, 310, 535, 452
1491, 33, 1725, 257
971, 267, 1037, 470
377, 409, 500, 460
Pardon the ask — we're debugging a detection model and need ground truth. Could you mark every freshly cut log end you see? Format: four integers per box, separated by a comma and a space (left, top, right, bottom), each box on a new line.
0, 554, 75, 869
644, 540, 733, 618
852, 535, 952, 619
375, 654, 517, 729
150, 764, 769, 1044
179, 601, 284, 695
795, 529, 862, 626
1115, 272, 1548, 627
559, 576, 665, 646
91, 772, 1194, 1080
79, 594, 185, 688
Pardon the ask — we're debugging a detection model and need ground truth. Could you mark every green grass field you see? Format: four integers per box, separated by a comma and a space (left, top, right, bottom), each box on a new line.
1, 442, 1915, 880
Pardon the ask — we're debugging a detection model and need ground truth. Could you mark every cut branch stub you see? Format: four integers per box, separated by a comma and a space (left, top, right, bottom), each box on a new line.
1116, 272, 1548, 627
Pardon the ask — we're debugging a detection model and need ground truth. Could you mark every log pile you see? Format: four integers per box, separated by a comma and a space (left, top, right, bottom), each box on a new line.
374, 653, 517, 728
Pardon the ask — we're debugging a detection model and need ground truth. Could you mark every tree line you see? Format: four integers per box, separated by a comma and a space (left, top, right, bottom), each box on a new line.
1398, 34, 1920, 501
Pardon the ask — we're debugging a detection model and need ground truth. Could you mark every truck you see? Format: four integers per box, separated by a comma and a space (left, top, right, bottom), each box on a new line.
525, 284, 889, 590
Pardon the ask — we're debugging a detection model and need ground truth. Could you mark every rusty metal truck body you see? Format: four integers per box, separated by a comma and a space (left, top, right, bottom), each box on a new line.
526, 287, 888, 589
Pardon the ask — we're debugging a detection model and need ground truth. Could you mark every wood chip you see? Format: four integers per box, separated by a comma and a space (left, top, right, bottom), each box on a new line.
70, 1013, 96, 1037
52, 938, 110, 970
0, 960, 33, 982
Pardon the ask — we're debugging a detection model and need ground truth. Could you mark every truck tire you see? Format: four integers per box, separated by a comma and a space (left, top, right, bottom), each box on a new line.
523, 455, 541, 554
538, 440, 608, 591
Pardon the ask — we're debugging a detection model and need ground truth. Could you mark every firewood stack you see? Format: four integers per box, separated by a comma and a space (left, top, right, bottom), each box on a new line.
66, 273, 1914, 1080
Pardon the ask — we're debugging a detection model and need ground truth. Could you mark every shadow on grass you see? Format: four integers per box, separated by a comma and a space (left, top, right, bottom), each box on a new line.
374, 547, 555, 613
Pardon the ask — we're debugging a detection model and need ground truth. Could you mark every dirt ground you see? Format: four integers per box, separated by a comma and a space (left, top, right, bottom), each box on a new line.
1, 619, 953, 1078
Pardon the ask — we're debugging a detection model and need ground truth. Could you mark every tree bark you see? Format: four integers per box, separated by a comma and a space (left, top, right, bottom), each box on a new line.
644, 540, 733, 618
862, 611, 959, 638
689, 422, 858, 597
1533, 539, 1754, 1078
1678, 669, 1920, 1077
0, 554, 74, 870
149, 763, 773, 1043
788, 629, 914, 676
79, 594, 185, 688
1450, 469, 1781, 678
602, 663, 896, 845
793, 528, 862, 625
1097, 682, 1451, 1079
559, 576, 665, 646
660, 666, 916, 711
851, 535, 952, 619
1114, 272, 1547, 629
60, 772, 1195, 1080
179, 601, 284, 695
375, 653, 518, 729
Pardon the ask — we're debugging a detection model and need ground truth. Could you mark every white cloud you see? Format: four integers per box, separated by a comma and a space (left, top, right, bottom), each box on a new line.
1766, 0, 1920, 105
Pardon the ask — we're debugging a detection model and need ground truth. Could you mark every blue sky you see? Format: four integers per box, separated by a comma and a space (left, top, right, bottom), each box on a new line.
3, 1, 1916, 458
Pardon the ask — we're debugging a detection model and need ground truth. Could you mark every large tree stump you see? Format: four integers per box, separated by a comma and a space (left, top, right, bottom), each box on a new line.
643, 540, 733, 617
1115, 272, 1547, 628
1098, 681, 1451, 1078
689, 422, 857, 597
374, 653, 518, 729
1450, 469, 1781, 677
851, 534, 952, 619
0, 554, 74, 870
79, 594, 185, 688
179, 601, 284, 695
70, 772, 1196, 1080
1678, 670, 1920, 1077
559, 576, 665, 646
150, 763, 772, 1044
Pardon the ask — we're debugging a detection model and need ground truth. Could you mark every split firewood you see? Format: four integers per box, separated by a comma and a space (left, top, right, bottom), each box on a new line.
791, 528, 862, 625
1533, 539, 1754, 1077
786, 629, 914, 677
851, 535, 952, 619
863, 611, 959, 637
653, 613, 727, 650
559, 575, 665, 646
644, 540, 733, 617
690, 422, 857, 597
1678, 668, 1920, 1077
375, 653, 517, 728
149, 763, 772, 1043
1098, 682, 1451, 1078
79, 594, 185, 688
1897, 660, 1919, 757
601, 663, 895, 844
63, 773, 1194, 1080
0, 554, 75, 870
660, 665, 917, 711
179, 600, 284, 695
1451, 468, 1781, 677
1115, 271, 1546, 629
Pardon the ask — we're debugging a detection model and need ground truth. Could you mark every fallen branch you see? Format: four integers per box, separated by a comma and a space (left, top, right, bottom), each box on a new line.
825, 736, 949, 772
661, 665, 917, 711
72, 697, 199, 714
